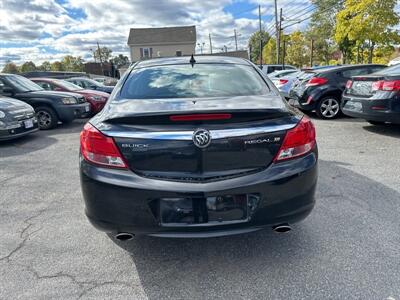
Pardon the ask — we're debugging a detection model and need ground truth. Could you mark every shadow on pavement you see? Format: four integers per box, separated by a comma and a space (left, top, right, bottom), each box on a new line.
111, 159, 400, 299
362, 123, 400, 138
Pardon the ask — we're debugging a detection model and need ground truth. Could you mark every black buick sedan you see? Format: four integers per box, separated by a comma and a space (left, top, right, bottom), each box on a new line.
80, 56, 318, 240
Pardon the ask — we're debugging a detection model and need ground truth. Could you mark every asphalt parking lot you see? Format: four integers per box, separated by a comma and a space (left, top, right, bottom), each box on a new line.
1, 117, 400, 300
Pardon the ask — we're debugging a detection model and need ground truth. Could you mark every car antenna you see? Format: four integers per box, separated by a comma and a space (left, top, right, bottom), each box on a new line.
189, 54, 196, 67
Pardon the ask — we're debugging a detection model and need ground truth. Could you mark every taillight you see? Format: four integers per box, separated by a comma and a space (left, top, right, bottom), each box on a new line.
278, 79, 289, 85
274, 117, 316, 162
80, 123, 127, 169
306, 77, 328, 87
372, 80, 400, 91
346, 80, 353, 89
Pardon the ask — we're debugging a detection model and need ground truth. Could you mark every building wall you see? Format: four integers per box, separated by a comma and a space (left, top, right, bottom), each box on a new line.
129, 43, 195, 62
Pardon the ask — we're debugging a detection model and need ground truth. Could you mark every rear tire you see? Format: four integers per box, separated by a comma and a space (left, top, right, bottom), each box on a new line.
36, 106, 58, 130
367, 120, 385, 125
315, 97, 341, 119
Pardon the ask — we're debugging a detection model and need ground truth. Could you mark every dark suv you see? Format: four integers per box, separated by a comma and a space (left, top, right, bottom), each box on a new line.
0, 74, 90, 129
288, 64, 386, 119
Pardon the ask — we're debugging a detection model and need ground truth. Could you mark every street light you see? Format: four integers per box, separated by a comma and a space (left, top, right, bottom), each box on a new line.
197, 42, 205, 54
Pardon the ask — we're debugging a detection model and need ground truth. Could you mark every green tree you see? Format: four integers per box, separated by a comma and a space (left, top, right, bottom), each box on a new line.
51, 61, 65, 71
20, 61, 36, 73
248, 31, 271, 63
2, 61, 19, 73
307, 0, 343, 65
110, 54, 129, 67
39, 61, 52, 71
61, 55, 84, 72
285, 31, 310, 68
94, 47, 112, 62
262, 38, 277, 64
335, 0, 400, 63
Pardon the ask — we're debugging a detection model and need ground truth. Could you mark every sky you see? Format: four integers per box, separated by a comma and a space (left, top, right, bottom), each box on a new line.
0, 0, 314, 68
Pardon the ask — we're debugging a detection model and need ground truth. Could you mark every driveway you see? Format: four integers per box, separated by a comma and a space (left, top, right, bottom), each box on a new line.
1, 118, 399, 299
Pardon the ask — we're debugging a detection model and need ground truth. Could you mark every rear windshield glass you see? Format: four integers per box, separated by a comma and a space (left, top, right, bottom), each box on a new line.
119, 64, 269, 99
374, 64, 400, 76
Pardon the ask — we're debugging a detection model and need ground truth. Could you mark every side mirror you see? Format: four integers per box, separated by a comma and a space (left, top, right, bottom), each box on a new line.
1, 86, 14, 96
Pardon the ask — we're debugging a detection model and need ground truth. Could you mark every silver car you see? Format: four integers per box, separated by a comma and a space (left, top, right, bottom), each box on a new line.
271, 71, 302, 99
0, 96, 38, 141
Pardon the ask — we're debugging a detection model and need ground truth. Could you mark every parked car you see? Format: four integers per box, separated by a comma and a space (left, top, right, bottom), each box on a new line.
0, 74, 90, 129
80, 56, 318, 241
66, 77, 114, 94
288, 64, 386, 119
271, 71, 302, 99
342, 63, 400, 125
268, 69, 298, 79
31, 78, 109, 115
260, 64, 297, 75
0, 96, 38, 141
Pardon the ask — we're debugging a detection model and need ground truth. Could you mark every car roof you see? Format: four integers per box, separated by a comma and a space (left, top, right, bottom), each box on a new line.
134, 55, 252, 68
311, 64, 386, 73
67, 77, 92, 80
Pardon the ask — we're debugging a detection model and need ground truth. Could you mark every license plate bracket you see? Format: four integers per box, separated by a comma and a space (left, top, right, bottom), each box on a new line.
159, 194, 250, 226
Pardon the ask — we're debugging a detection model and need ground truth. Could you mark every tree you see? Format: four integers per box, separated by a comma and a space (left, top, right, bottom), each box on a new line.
2, 61, 19, 73
39, 61, 52, 71
248, 31, 270, 63
20, 61, 36, 73
285, 31, 310, 68
307, 0, 343, 65
110, 54, 129, 67
262, 38, 277, 64
335, 0, 400, 63
61, 55, 84, 72
51, 61, 65, 71
94, 47, 112, 62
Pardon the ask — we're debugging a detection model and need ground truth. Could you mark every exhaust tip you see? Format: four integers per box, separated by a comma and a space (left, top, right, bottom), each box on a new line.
115, 232, 134, 241
272, 224, 292, 233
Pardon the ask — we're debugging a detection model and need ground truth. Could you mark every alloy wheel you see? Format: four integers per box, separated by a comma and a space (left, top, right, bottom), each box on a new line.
319, 98, 340, 118
37, 111, 52, 128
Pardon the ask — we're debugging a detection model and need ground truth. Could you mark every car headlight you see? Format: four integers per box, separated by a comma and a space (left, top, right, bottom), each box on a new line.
0, 121, 5, 128
61, 97, 77, 105
0, 110, 5, 118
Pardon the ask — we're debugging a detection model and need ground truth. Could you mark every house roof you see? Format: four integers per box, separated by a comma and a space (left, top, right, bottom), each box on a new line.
127, 26, 196, 45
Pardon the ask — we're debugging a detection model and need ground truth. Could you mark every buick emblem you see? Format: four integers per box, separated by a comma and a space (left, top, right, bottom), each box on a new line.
193, 129, 211, 148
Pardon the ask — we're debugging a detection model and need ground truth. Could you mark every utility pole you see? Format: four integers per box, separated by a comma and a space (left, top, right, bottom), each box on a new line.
274, 0, 279, 64
97, 41, 104, 75
277, 8, 282, 65
234, 29, 238, 51
310, 39, 314, 67
209, 33, 213, 54
282, 39, 286, 68
258, 5, 263, 68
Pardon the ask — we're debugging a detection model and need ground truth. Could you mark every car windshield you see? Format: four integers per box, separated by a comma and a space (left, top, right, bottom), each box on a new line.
54, 79, 83, 91
82, 78, 102, 87
119, 64, 269, 99
6, 75, 43, 92
373, 64, 400, 75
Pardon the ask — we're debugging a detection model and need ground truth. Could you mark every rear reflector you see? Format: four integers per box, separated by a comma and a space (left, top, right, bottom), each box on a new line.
346, 80, 353, 89
306, 77, 328, 87
170, 113, 232, 121
80, 123, 127, 169
274, 117, 316, 162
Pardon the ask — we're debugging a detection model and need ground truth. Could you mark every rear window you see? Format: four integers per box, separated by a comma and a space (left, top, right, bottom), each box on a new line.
119, 64, 269, 99
374, 64, 400, 75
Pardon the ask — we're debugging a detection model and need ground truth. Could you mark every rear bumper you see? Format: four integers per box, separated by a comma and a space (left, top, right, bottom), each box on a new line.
342, 96, 400, 124
80, 150, 318, 237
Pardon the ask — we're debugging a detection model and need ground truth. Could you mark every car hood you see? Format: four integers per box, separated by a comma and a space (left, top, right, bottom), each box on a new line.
20, 90, 83, 99
0, 96, 33, 110
100, 93, 288, 120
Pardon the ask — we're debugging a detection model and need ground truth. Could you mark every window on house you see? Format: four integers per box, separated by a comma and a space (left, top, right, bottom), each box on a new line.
176, 50, 182, 57
140, 48, 153, 59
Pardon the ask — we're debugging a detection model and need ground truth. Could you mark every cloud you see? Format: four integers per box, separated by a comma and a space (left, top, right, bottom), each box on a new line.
0, 0, 313, 68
